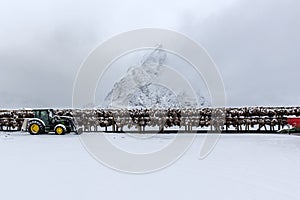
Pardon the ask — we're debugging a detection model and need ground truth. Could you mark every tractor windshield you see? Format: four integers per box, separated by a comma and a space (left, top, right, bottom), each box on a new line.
40, 111, 50, 125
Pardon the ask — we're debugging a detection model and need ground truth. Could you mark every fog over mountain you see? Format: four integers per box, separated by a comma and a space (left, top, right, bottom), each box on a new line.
0, 0, 299, 108
103, 47, 210, 108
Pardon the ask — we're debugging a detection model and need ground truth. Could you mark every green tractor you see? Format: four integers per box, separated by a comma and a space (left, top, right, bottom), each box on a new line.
21, 109, 82, 135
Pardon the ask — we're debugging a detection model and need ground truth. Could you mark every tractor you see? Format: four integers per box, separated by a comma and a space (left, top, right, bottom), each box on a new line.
21, 109, 82, 135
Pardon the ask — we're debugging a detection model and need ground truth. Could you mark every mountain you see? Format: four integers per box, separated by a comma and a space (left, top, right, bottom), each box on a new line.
103, 45, 209, 109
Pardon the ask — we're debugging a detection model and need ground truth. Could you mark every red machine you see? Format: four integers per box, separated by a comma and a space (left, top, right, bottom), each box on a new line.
287, 117, 300, 128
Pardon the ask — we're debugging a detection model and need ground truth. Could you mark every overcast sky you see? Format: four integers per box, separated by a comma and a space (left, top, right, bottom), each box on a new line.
0, 0, 299, 108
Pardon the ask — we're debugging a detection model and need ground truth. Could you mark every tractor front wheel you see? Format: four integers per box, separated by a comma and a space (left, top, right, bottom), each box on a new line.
55, 125, 66, 135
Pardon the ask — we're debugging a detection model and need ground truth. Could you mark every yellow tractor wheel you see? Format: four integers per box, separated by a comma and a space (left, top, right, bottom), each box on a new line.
55, 125, 65, 135
28, 121, 44, 135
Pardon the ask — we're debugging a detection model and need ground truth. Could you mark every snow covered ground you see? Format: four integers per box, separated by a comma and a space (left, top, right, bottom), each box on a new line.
1, 132, 300, 200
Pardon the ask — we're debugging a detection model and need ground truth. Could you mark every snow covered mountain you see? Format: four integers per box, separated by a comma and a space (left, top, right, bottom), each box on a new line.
103, 45, 210, 109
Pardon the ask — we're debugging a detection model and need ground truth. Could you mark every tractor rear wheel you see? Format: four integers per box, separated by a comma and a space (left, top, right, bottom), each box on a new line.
28, 121, 44, 135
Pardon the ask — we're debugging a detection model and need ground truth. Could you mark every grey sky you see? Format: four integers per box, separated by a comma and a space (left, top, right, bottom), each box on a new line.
0, 0, 299, 108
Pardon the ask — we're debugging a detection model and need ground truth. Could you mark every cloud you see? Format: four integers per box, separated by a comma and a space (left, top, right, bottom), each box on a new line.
180, 0, 300, 106
0, 19, 99, 108
0, 0, 299, 108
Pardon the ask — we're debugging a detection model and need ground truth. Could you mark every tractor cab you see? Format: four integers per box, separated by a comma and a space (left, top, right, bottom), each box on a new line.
32, 109, 53, 126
